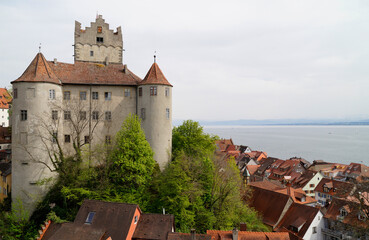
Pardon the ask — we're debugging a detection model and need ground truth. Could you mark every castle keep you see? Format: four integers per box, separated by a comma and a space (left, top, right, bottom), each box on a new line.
11, 15, 172, 213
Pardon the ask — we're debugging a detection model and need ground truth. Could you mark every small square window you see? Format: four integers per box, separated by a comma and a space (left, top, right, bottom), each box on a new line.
80, 91, 87, 100
105, 111, 111, 121
166, 108, 170, 119
96, 37, 104, 43
80, 111, 87, 120
64, 111, 71, 120
20, 110, 27, 121
64, 135, 71, 143
92, 111, 99, 120
150, 86, 157, 96
85, 135, 90, 144
124, 89, 130, 97
138, 87, 142, 97
52, 110, 58, 120
64, 91, 71, 100
52, 131, 58, 143
49, 89, 55, 99
90, 51, 94, 57
105, 135, 111, 144
105, 92, 111, 100
13, 89, 18, 99
165, 87, 170, 97
85, 212, 95, 224
92, 92, 99, 100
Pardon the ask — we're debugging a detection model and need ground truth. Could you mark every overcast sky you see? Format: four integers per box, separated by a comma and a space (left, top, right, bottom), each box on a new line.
1, 0, 369, 121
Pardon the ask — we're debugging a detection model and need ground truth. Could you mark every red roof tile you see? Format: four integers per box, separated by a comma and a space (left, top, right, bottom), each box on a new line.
0, 88, 11, 109
13, 53, 61, 85
140, 62, 172, 86
207, 230, 290, 240
314, 178, 353, 197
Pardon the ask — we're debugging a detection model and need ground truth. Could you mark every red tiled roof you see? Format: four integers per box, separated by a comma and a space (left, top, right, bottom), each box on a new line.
0, 88, 11, 109
275, 187, 317, 205
132, 213, 174, 240
248, 180, 284, 191
140, 62, 172, 86
13, 53, 61, 85
246, 165, 259, 175
274, 203, 319, 238
207, 230, 290, 240
168, 232, 211, 240
314, 178, 353, 197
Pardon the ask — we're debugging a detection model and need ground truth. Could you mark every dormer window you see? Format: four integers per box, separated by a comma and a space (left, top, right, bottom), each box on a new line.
85, 211, 95, 224
97, 37, 104, 43
134, 215, 138, 224
97, 26, 102, 33
340, 208, 348, 217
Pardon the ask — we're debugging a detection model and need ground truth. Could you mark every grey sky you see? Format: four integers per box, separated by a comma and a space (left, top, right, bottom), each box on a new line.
1, 0, 369, 121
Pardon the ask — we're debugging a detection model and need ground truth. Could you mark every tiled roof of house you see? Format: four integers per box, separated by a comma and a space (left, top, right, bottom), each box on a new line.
343, 163, 369, 178
43, 222, 108, 240
13, 53, 61, 85
0, 88, 11, 109
254, 157, 279, 176
248, 187, 292, 227
207, 230, 290, 240
140, 62, 172, 86
274, 187, 317, 205
72, 199, 140, 240
246, 165, 260, 176
274, 203, 319, 238
132, 213, 174, 240
293, 170, 316, 188
314, 178, 353, 197
248, 180, 284, 191
168, 232, 211, 240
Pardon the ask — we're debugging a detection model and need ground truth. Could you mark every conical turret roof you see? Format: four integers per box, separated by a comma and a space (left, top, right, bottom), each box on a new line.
12, 52, 61, 85
140, 63, 172, 86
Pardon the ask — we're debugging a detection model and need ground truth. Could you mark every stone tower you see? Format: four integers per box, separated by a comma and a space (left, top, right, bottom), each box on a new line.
138, 60, 173, 169
74, 15, 123, 64
11, 53, 63, 212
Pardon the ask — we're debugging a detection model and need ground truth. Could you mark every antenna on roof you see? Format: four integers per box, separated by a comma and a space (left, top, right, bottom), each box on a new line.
39, 43, 41, 53
154, 51, 156, 63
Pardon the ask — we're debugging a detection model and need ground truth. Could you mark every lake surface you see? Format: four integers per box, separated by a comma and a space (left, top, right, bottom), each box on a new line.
203, 125, 369, 165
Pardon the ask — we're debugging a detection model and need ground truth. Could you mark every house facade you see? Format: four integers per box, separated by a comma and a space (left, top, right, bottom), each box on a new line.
11, 15, 173, 214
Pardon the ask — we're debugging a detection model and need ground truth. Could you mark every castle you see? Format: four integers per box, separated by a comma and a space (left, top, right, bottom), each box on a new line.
11, 15, 172, 213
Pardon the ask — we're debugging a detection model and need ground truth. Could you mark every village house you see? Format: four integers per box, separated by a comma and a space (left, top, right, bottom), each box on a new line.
0, 88, 12, 127
0, 162, 11, 202
314, 178, 353, 207
293, 170, 325, 198
342, 162, 369, 182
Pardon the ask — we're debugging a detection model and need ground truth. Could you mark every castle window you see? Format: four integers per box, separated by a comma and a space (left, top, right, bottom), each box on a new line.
138, 87, 142, 97
150, 86, 157, 96
49, 89, 55, 99
92, 111, 99, 120
90, 51, 94, 57
20, 110, 27, 121
52, 110, 58, 120
64, 91, 71, 100
105, 92, 111, 100
166, 108, 170, 119
141, 108, 145, 120
105, 111, 112, 121
52, 131, 58, 143
96, 37, 104, 43
80, 91, 87, 100
97, 26, 102, 33
92, 92, 99, 100
124, 89, 130, 97
13, 89, 18, 99
165, 87, 170, 97
64, 135, 71, 143
105, 135, 111, 144
80, 111, 87, 120
84, 136, 90, 144
64, 111, 71, 120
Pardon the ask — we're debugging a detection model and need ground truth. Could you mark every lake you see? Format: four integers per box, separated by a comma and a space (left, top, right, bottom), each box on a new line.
203, 125, 369, 165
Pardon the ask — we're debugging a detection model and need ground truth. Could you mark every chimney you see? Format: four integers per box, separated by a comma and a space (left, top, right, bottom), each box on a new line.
123, 64, 128, 74
240, 223, 247, 231
53, 58, 57, 65
232, 228, 238, 240
190, 229, 196, 240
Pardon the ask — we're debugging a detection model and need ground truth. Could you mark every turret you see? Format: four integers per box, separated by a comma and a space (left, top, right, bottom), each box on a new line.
11, 52, 63, 214
138, 58, 172, 169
